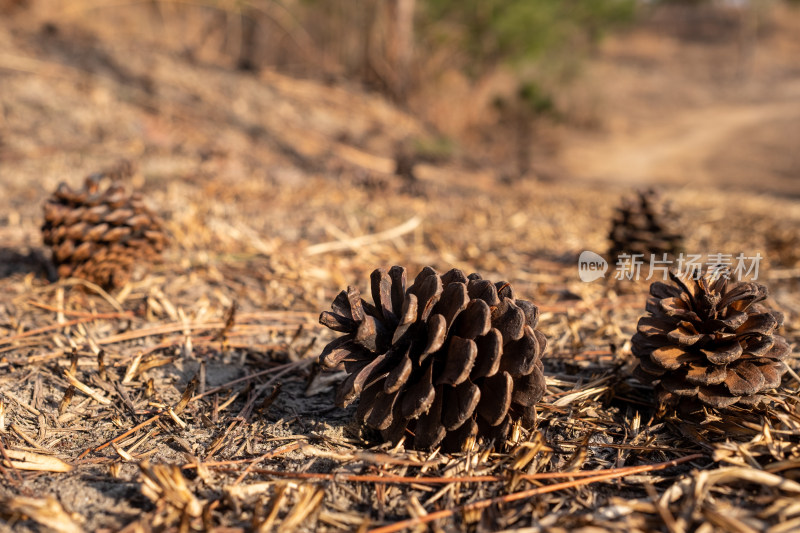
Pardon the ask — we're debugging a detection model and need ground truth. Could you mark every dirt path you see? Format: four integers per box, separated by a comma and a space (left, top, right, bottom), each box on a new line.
559, 91, 800, 193
556, 4, 800, 196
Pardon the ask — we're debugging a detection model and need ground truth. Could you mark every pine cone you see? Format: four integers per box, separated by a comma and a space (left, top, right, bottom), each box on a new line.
42, 173, 167, 289
632, 271, 791, 408
609, 189, 682, 259
766, 224, 800, 267
319, 266, 547, 452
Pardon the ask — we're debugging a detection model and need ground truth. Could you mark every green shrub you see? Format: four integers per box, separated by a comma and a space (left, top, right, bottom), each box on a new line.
422, 0, 637, 73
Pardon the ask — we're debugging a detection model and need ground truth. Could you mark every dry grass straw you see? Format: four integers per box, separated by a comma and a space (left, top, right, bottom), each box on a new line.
1, 173, 797, 530
0, 495, 84, 533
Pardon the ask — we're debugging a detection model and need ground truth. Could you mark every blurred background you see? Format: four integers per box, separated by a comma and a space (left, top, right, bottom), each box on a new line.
2, 0, 798, 188
1, 0, 799, 300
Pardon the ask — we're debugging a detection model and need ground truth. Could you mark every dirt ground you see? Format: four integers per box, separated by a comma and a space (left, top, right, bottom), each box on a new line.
1, 2, 799, 532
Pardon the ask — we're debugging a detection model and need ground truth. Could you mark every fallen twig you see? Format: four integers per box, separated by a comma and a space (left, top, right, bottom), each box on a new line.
305, 215, 422, 256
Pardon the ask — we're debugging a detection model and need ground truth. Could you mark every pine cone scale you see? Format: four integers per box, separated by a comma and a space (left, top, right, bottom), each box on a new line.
659, 297, 699, 321
336, 352, 389, 407
454, 299, 491, 339
354, 316, 380, 352
736, 313, 778, 335
765, 337, 791, 360
685, 362, 727, 385
637, 316, 679, 337
384, 347, 412, 393
442, 381, 481, 431
476, 371, 513, 426
319, 311, 355, 332
471, 329, 503, 378
499, 326, 541, 377
718, 283, 766, 309
330, 290, 352, 317
391, 294, 418, 345
412, 273, 442, 322
725, 362, 765, 395
513, 371, 546, 406
759, 361, 787, 389
491, 299, 526, 342
414, 391, 446, 449
701, 341, 742, 364
421, 314, 447, 356
432, 282, 469, 326
364, 389, 398, 430
400, 363, 435, 419
650, 346, 700, 369
438, 336, 477, 386
696, 386, 739, 408
745, 336, 774, 356
467, 279, 500, 306
347, 286, 365, 321
388, 266, 407, 314
370, 269, 396, 324
667, 325, 702, 346
660, 375, 698, 396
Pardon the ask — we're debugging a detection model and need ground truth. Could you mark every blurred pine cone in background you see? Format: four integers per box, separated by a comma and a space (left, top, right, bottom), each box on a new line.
319, 266, 547, 452
42, 167, 167, 290
609, 188, 683, 260
766, 224, 800, 267
632, 270, 791, 409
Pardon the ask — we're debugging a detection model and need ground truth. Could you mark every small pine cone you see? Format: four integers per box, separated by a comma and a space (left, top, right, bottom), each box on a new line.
766, 224, 800, 267
319, 266, 547, 452
609, 189, 682, 259
632, 271, 791, 408
42, 173, 167, 289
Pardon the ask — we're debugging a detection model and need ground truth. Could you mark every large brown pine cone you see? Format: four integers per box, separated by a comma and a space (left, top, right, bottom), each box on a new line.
632, 271, 791, 408
609, 189, 682, 259
319, 266, 547, 452
42, 172, 167, 289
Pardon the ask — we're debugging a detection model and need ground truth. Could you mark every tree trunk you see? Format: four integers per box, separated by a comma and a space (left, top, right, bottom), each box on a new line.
386, 0, 415, 100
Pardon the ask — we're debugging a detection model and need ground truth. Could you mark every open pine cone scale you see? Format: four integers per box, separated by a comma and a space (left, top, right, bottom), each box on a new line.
633, 271, 791, 408
319, 266, 546, 451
